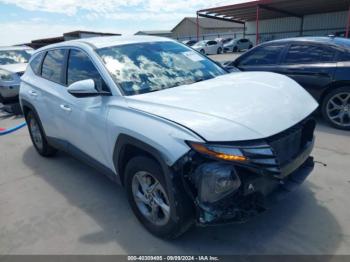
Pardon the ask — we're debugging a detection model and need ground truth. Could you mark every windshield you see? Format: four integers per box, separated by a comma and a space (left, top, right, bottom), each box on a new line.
0, 50, 31, 65
96, 41, 226, 95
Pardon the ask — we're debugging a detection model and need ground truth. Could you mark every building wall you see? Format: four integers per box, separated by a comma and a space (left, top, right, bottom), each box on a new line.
172, 19, 242, 40
245, 11, 348, 44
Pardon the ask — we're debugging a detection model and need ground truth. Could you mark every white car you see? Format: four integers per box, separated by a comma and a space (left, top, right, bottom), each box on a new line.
0, 46, 33, 104
20, 36, 318, 238
192, 40, 223, 55
224, 38, 253, 52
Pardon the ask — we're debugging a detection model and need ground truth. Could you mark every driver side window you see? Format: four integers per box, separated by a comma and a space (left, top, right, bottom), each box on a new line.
67, 49, 109, 92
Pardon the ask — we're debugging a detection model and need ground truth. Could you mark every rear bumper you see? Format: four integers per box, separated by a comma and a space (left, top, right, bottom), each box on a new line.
196, 156, 314, 226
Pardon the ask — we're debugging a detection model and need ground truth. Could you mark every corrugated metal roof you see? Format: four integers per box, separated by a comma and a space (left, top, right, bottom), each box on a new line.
198, 0, 350, 22
172, 17, 243, 32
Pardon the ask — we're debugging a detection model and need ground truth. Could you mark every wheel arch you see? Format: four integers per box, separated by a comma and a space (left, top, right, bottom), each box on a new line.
21, 99, 35, 119
320, 81, 350, 107
113, 134, 170, 187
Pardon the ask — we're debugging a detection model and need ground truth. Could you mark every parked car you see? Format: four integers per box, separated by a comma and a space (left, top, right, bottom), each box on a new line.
192, 40, 223, 55
0, 46, 33, 104
224, 38, 253, 52
20, 36, 317, 238
182, 40, 197, 47
228, 37, 350, 130
222, 37, 233, 44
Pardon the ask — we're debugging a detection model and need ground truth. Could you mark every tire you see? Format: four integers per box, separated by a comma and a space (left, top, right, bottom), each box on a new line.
217, 47, 222, 54
125, 156, 194, 239
233, 46, 238, 52
321, 86, 350, 130
26, 111, 57, 156
200, 49, 205, 55
248, 44, 253, 49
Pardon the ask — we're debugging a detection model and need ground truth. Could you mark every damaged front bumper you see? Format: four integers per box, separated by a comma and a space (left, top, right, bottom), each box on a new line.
196, 156, 314, 225
174, 117, 316, 226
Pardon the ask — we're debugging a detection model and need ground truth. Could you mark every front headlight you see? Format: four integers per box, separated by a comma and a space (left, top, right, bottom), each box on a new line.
0, 69, 14, 81
194, 162, 241, 203
188, 142, 247, 162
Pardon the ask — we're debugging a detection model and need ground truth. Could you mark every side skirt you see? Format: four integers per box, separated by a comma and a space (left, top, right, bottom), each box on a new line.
47, 136, 121, 184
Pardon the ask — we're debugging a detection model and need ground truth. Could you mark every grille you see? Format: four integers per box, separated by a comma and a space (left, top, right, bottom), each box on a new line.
239, 118, 316, 176
268, 126, 303, 166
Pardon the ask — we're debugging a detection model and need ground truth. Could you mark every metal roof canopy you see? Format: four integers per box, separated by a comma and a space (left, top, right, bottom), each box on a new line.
197, 0, 350, 43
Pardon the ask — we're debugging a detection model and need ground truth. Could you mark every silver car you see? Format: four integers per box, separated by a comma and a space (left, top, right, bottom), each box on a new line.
224, 38, 253, 52
0, 46, 32, 104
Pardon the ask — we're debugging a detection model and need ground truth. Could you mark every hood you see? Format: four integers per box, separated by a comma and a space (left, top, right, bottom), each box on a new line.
125, 72, 318, 142
0, 63, 27, 74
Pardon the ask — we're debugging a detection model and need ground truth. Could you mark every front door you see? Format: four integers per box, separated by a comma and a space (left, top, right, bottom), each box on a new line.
58, 48, 112, 167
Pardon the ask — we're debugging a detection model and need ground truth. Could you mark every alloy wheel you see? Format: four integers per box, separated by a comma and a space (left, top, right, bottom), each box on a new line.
29, 117, 43, 150
326, 92, 350, 127
132, 171, 170, 226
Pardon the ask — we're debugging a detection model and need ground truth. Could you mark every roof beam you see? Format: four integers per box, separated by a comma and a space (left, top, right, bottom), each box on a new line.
258, 4, 303, 18
198, 12, 246, 24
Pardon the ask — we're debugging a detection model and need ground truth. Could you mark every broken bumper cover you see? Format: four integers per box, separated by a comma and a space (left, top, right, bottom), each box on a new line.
196, 156, 314, 226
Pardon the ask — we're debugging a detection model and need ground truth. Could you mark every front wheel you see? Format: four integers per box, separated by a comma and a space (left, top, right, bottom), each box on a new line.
322, 86, 350, 130
200, 49, 205, 55
125, 156, 194, 239
232, 46, 238, 52
217, 47, 222, 54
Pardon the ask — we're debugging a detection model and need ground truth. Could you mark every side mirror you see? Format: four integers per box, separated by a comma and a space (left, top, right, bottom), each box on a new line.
67, 79, 110, 97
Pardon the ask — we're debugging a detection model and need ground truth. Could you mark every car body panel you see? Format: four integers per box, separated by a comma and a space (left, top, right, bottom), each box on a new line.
126, 72, 318, 142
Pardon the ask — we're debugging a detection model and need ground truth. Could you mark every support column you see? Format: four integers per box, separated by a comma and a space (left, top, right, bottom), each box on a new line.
300, 16, 304, 36
346, 6, 350, 38
256, 5, 260, 45
196, 12, 199, 41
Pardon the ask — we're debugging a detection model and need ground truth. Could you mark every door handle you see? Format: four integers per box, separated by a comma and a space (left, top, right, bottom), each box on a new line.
28, 90, 37, 96
60, 104, 72, 112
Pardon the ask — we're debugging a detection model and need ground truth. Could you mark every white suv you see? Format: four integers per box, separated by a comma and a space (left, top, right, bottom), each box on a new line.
20, 36, 318, 238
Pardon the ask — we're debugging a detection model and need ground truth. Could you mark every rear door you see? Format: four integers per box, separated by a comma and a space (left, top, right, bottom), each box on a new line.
278, 43, 337, 99
235, 43, 287, 72
33, 49, 68, 144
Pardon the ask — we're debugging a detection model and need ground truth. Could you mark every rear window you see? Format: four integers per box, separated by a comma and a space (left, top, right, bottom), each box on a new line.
41, 49, 66, 84
30, 52, 45, 75
284, 44, 335, 64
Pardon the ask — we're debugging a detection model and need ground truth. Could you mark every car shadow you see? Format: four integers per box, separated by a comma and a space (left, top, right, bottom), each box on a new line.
22, 146, 342, 255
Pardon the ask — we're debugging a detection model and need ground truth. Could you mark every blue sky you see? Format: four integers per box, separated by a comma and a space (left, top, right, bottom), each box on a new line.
0, 0, 247, 46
